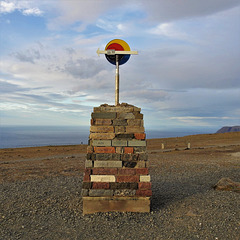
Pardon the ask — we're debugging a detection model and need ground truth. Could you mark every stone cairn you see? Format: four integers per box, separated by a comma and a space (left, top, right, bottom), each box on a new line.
82, 103, 152, 214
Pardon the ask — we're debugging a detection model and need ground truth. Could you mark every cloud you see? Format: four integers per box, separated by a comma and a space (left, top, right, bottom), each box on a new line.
0, 1, 15, 13
149, 23, 189, 41
22, 8, 43, 16
0, 1, 43, 16
64, 58, 106, 79
141, 0, 240, 22
12, 49, 41, 63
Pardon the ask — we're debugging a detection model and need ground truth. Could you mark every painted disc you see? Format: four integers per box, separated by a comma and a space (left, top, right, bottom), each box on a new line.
105, 39, 131, 65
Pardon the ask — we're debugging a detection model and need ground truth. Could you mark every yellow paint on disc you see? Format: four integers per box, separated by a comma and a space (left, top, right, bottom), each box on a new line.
105, 39, 130, 51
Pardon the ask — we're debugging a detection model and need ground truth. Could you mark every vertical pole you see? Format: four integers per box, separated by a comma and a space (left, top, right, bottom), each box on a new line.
115, 55, 119, 105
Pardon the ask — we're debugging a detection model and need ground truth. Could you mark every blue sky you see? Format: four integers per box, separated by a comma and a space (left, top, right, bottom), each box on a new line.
0, 0, 240, 132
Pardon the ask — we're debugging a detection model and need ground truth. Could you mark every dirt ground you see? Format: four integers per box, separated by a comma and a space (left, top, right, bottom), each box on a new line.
0, 132, 240, 239
0, 132, 239, 183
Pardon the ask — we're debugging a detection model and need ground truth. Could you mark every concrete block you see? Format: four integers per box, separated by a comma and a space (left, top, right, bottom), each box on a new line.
90, 175, 116, 182
117, 112, 135, 119
94, 161, 122, 168
89, 133, 115, 140
81, 189, 89, 196
116, 133, 134, 139
139, 153, 148, 160
140, 175, 151, 182
127, 119, 143, 126
91, 112, 116, 119
125, 126, 145, 133
113, 119, 128, 126
95, 153, 112, 160
89, 190, 114, 197
87, 146, 93, 153
128, 140, 146, 147
82, 182, 91, 189
83, 197, 150, 214
90, 126, 114, 133
135, 161, 146, 168
116, 147, 123, 154
92, 140, 112, 146
86, 153, 96, 160
94, 119, 112, 125
114, 189, 136, 196
85, 160, 93, 168
134, 147, 147, 153
133, 113, 143, 119
94, 106, 135, 113
111, 153, 121, 160
114, 126, 125, 133
112, 139, 128, 147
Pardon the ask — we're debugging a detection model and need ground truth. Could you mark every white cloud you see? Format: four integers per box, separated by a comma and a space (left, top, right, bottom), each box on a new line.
0, 1, 15, 13
22, 7, 43, 16
149, 23, 189, 41
0, 0, 43, 16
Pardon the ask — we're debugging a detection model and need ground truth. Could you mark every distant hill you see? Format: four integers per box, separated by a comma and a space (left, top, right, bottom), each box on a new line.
216, 126, 240, 133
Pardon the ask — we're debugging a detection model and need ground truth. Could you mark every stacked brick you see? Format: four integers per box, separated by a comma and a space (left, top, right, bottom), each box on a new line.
82, 104, 151, 214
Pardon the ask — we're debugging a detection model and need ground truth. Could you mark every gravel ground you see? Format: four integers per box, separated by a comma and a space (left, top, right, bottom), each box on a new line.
1, 149, 240, 240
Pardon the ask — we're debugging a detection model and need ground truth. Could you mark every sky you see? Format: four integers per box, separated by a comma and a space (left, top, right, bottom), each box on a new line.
0, 0, 240, 133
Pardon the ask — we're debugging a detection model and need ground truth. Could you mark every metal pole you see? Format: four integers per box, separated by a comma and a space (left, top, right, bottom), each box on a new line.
115, 55, 119, 105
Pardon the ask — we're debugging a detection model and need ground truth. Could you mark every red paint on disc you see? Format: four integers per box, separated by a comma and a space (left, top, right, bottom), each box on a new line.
106, 43, 124, 51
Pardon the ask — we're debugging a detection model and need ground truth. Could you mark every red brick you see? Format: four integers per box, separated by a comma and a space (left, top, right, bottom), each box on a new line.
124, 147, 134, 154
92, 182, 110, 189
92, 168, 118, 175
85, 168, 92, 175
116, 175, 139, 183
134, 133, 146, 140
138, 182, 152, 190
136, 190, 152, 197
135, 168, 149, 175
118, 169, 136, 175
94, 147, 115, 153
83, 174, 90, 182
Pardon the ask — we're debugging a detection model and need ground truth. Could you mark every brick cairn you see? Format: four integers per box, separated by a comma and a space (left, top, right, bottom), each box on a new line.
82, 103, 152, 214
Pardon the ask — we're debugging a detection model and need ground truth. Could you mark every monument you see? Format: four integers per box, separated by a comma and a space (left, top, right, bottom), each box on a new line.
82, 39, 152, 214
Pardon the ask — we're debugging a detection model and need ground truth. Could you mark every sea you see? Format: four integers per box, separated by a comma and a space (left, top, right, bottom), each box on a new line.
0, 125, 211, 149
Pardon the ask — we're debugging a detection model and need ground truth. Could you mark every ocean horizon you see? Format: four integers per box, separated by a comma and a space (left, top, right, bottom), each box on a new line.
0, 125, 212, 149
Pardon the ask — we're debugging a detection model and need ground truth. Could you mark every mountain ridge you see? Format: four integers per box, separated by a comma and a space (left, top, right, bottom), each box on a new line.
216, 126, 240, 133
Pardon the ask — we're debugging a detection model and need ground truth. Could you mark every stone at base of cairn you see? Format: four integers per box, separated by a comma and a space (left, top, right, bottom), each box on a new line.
82, 103, 152, 214
83, 197, 150, 215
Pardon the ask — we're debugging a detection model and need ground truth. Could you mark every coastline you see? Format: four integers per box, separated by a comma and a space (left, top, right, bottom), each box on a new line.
0, 132, 239, 239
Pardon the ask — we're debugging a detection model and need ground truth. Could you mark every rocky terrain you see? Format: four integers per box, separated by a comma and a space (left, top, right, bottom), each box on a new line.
216, 126, 240, 133
0, 132, 240, 239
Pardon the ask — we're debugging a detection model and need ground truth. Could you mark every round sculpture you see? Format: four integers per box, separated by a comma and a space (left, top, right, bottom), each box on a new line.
105, 39, 131, 65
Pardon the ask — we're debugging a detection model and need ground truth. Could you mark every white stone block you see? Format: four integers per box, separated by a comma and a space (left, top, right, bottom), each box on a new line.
140, 175, 151, 182
90, 175, 116, 182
